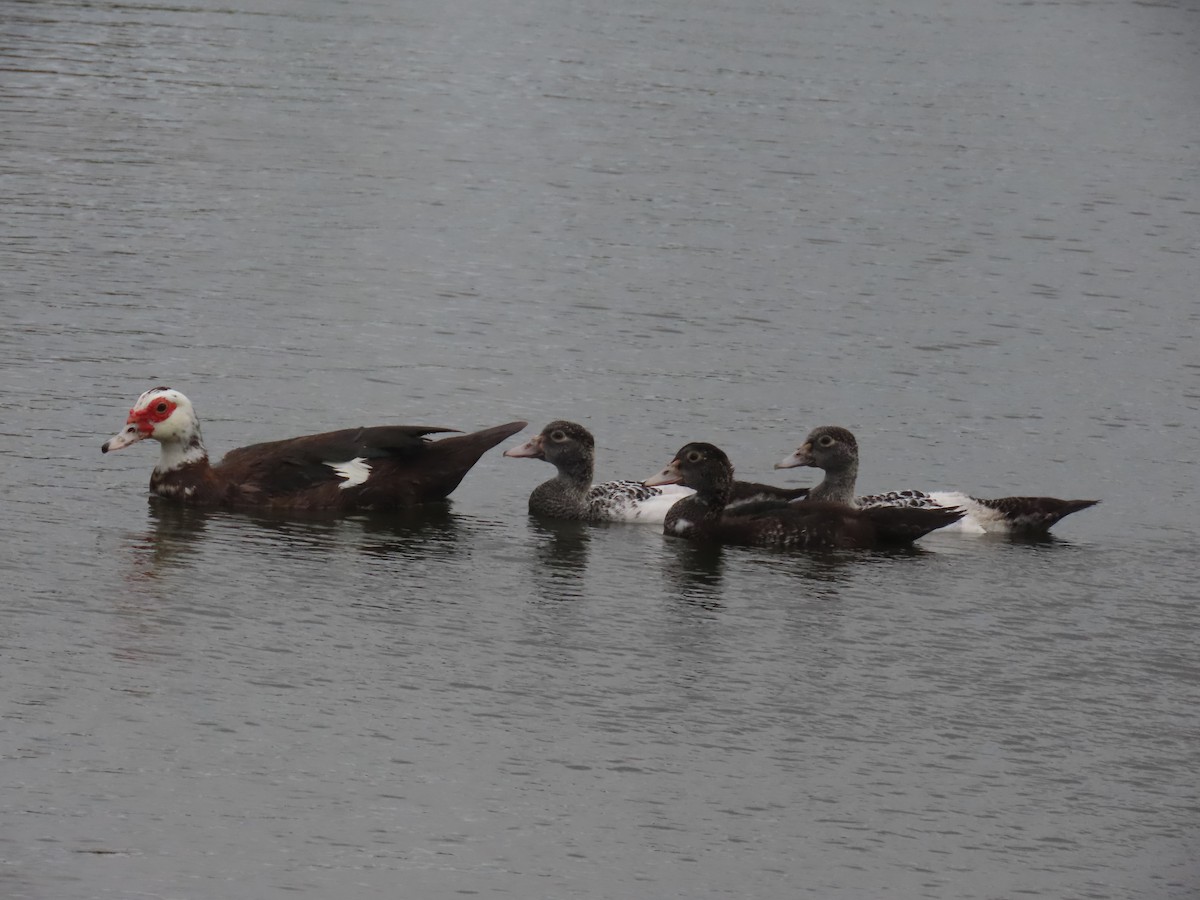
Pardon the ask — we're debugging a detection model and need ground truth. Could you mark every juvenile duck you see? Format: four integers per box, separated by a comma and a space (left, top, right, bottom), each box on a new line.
504, 421, 689, 523
776, 425, 1098, 535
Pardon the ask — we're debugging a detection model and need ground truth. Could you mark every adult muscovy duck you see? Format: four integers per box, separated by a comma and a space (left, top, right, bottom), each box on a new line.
102, 386, 527, 513
775, 425, 1098, 535
503, 420, 808, 524
645, 442, 963, 549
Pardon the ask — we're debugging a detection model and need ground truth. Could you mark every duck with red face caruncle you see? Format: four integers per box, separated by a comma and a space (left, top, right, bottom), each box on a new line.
102, 386, 526, 513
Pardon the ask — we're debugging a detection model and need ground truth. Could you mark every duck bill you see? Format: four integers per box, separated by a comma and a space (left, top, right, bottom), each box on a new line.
775, 444, 813, 470
502, 434, 544, 459
102, 422, 148, 453
644, 459, 683, 487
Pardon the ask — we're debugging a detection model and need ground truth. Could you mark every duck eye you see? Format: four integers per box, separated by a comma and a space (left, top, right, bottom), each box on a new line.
155, 402, 169, 413
818, 435, 834, 447
550, 430, 566, 442
685, 450, 702, 463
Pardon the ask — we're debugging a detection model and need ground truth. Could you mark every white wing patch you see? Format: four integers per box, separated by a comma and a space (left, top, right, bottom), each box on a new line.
326, 457, 372, 489
672, 518, 694, 535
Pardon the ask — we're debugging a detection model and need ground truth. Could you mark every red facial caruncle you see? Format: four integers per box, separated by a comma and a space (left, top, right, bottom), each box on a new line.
127, 396, 177, 435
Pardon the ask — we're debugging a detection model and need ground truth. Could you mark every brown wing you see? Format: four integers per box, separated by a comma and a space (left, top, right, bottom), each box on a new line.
216, 426, 456, 497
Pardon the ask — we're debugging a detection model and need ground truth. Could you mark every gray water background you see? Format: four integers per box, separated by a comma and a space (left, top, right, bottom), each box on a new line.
2, 0, 1198, 897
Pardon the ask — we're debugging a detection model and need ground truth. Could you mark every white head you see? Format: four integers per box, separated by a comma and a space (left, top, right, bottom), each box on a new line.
102, 387, 206, 469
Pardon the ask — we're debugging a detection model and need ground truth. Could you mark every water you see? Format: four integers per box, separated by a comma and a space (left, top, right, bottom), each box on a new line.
2, 0, 1198, 897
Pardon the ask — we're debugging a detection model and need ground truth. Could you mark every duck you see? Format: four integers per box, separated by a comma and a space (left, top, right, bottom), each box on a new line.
775, 425, 1098, 535
503, 421, 808, 524
102, 386, 527, 513
645, 442, 964, 549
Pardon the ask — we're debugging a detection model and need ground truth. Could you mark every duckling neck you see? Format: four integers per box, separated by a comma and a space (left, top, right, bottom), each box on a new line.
554, 453, 594, 489
528, 469, 591, 517
807, 460, 858, 504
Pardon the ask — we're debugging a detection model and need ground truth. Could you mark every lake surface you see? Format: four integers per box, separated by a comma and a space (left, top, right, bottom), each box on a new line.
2, 0, 1198, 897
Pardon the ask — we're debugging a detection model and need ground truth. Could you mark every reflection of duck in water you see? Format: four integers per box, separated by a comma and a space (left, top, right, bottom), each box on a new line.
102, 386, 525, 513
776, 426, 1098, 536
113, 503, 215, 662
133, 497, 465, 575
353, 503, 463, 559
236, 501, 468, 561
124, 501, 213, 584
526, 518, 592, 604
531, 517, 592, 572
504, 421, 807, 524
658, 536, 726, 605
646, 443, 963, 550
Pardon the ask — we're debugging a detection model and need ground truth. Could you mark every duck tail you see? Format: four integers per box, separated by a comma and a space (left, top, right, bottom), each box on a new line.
422, 420, 528, 497
973, 496, 1099, 534
861, 505, 966, 543
435, 421, 529, 461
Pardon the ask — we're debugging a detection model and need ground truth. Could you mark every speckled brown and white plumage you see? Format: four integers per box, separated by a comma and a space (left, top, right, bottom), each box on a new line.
102, 387, 527, 513
504, 421, 808, 525
645, 442, 964, 550
776, 425, 1098, 535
